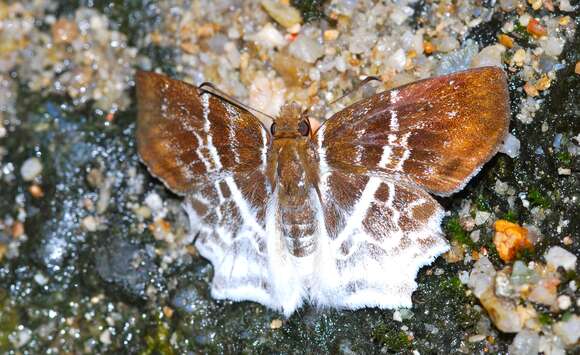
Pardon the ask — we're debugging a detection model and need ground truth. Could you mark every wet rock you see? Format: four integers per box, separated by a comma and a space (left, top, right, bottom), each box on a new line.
95, 237, 157, 300
171, 283, 209, 313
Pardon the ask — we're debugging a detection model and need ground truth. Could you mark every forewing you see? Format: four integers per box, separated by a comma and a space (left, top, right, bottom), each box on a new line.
136, 71, 270, 195
137, 72, 276, 308
318, 66, 509, 196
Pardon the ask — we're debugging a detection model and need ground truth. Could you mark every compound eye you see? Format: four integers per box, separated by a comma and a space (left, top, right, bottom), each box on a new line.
298, 120, 309, 136
270, 123, 276, 135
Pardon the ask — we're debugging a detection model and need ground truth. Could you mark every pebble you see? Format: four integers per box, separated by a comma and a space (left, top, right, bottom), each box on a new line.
289, 35, 324, 64
270, 319, 283, 329
468, 257, 496, 298
544, 246, 577, 271
509, 330, 540, 355
553, 315, 580, 346
468, 334, 486, 342
247, 23, 287, 49
260, 0, 302, 29
474, 211, 491, 226
20, 157, 43, 181
500, 133, 521, 158
528, 277, 559, 306
144, 192, 163, 213
556, 295, 571, 310
493, 220, 532, 263
81, 216, 99, 232
470, 44, 505, 68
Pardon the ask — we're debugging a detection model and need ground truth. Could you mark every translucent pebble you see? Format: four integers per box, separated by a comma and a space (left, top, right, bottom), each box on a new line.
20, 157, 43, 181
508, 330, 540, 355
468, 257, 496, 298
553, 315, 580, 345
289, 35, 324, 64
500, 133, 521, 158
471, 44, 505, 68
544, 246, 577, 271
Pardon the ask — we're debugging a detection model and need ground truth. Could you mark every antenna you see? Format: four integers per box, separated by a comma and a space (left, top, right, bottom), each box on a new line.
198, 82, 277, 121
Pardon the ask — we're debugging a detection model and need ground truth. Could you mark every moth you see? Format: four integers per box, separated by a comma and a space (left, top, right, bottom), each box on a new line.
136, 67, 509, 316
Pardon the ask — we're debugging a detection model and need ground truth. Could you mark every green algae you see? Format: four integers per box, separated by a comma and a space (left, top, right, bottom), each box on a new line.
444, 216, 474, 247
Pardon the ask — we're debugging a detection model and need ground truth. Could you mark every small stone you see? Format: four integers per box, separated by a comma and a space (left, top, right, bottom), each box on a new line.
9, 327, 32, 348
20, 157, 43, 181
163, 306, 174, 318
524, 82, 539, 97
470, 230, 481, 243
553, 315, 580, 346
81, 216, 99, 232
474, 211, 491, 226
528, 277, 559, 306
544, 246, 577, 271
500, 133, 521, 158
498, 34, 514, 48
468, 257, 496, 298
493, 220, 532, 262
270, 319, 283, 329
247, 23, 287, 49
557, 295, 571, 310
527, 18, 547, 37
511, 261, 540, 286
542, 37, 564, 57
512, 49, 527, 67
144, 192, 163, 213
28, 184, 44, 198
260, 0, 302, 29
52, 18, 78, 44
288, 35, 324, 64
499, 0, 518, 11
509, 330, 540, 355
393, 310, 403, 322
558, 167, 571, 175
99, 329, 111, 345
558, 0, 576, 11
34, 272, 48, 286
323, 29, 339, 42
470, 44, 505, 68
468, 334, 486, 342
249, 74, 286, 119
479, 288, 522, 333
575, 61, 580, 74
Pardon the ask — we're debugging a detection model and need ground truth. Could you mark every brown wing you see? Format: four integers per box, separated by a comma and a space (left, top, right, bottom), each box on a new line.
136, 71, 270, 195
318, 66, 510, 196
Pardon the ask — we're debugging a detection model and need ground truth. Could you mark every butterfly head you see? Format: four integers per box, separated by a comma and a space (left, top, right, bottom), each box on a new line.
270, 102, 311, 139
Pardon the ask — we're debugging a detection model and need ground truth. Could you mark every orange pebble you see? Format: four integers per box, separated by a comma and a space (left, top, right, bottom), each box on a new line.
493, 220, 532, 262
527, 18, 547, 37
498, 34, 514, 48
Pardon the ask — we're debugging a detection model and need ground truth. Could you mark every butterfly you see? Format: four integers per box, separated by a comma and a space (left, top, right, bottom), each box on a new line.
136, 67, 509, 316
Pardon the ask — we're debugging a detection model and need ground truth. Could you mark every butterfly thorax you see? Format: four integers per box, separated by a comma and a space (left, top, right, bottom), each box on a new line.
268, 103, 320, 257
